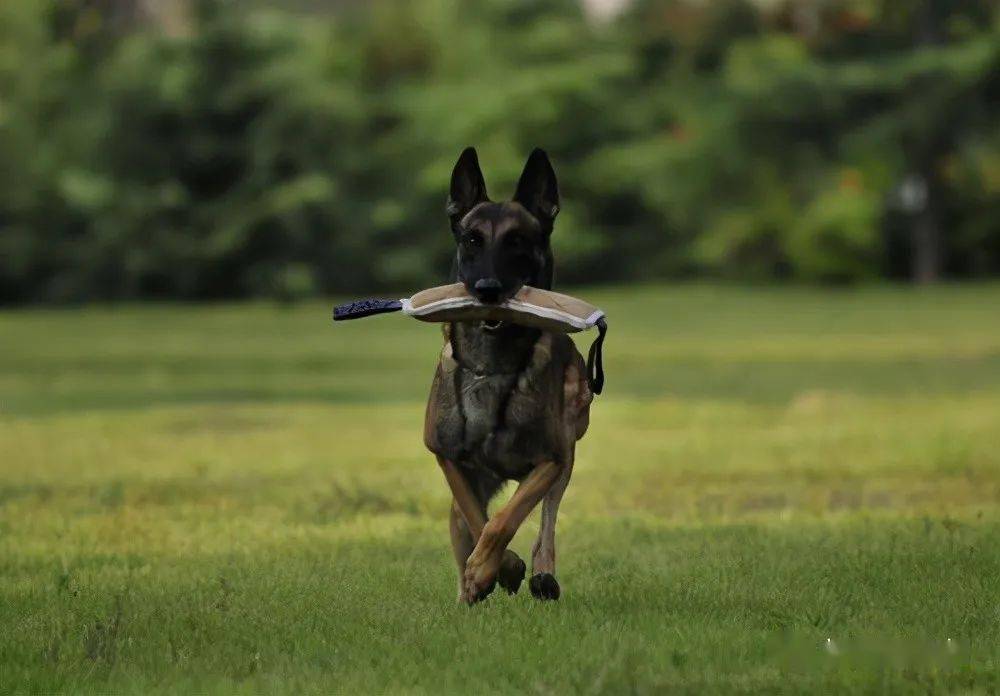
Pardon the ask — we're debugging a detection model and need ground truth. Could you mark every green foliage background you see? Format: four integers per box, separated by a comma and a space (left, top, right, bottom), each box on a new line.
1, 0, 999, 303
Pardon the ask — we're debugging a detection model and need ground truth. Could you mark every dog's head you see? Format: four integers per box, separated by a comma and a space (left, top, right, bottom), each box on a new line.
447, 147, 559, 305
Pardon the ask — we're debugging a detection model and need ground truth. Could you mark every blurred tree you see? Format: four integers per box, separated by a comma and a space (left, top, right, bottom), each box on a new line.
598, 0, 1000, 283
353, 0, 633, 287
0, 0, 998, 303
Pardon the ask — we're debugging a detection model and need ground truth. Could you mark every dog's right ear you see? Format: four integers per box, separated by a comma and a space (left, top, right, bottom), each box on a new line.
447, 147, 489, 229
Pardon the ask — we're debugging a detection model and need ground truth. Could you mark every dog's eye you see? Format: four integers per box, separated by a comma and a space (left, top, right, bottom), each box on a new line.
463, 233, 484, 250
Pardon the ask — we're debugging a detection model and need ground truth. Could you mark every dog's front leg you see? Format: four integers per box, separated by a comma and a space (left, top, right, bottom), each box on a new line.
462, 460, 563, 603
436, 456, 486, 537
530, 453, 573, 600
438, 457, 526, 602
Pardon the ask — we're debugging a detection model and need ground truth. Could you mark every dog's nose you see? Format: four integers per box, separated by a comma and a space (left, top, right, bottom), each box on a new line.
474, 278, 503, 303
475, 278, 502, 291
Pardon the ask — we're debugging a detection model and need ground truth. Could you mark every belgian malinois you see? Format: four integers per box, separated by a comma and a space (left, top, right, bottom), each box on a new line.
424, 147, 593, 604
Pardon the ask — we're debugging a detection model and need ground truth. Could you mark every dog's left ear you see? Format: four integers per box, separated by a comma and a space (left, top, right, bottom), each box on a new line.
514, 148, 559, 226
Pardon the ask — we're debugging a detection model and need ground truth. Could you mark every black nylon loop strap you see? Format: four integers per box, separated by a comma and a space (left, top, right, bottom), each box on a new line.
586, 317, 607, 395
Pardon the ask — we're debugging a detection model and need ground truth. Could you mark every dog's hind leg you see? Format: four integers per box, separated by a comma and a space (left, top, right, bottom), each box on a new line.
530, 452, 573, 600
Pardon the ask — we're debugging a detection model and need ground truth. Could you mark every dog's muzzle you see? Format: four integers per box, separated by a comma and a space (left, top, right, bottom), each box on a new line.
473, 278, 503, 304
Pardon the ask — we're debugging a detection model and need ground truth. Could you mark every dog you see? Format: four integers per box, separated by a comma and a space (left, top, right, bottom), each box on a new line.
424, 147, 593, 604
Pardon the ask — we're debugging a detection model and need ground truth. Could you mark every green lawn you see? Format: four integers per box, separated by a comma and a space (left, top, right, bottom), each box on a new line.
3, 284, 1000, 693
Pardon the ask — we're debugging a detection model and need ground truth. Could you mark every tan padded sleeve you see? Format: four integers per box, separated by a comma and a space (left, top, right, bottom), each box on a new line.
403, 284, 604, 333
515, 287, 602, 322
408, 283, 469, 309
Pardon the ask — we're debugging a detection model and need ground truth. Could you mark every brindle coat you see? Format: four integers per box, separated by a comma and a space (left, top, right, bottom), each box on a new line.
423, 148, 593, 604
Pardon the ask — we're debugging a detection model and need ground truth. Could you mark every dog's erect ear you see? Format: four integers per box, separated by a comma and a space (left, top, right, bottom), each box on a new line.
514, 148, 559, 225
447, 147, 489, 227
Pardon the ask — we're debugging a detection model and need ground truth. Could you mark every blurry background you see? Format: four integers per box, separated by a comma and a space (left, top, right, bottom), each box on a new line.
1, 0, 998, 305
5, 2, 1000, 691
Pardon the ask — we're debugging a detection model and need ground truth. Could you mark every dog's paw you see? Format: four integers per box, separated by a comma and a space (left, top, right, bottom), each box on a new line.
497, 550, 526, 595
463, 546, 502, 605
529, 572, 561, 601
460, 576, 496, 605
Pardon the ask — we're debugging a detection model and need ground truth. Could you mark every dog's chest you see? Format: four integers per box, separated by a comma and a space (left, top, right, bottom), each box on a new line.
427, 323, 562, 477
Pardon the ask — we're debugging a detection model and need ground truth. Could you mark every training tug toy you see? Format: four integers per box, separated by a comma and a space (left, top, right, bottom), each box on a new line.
333, 283, 607, 394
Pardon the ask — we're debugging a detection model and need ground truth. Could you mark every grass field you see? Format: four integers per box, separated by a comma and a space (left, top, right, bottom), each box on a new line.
3, 284, 1000, 693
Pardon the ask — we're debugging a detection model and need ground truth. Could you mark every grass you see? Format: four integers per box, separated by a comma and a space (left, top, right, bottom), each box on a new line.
2, 283, 1000, 693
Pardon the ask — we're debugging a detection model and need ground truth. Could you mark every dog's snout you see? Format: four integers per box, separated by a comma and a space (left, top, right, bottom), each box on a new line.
473, 278, 503, 303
